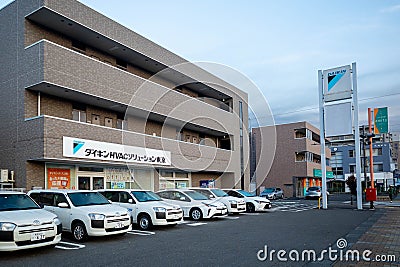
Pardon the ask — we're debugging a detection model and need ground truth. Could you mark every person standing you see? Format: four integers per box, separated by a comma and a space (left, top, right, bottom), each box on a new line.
388, 186, 394, 203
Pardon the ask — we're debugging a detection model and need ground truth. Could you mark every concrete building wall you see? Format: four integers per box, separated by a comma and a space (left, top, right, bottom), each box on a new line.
253, 122, 331, 197
0, 0, 249, 191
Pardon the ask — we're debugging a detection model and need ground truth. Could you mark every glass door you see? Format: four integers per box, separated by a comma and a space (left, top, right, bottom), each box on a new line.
93, 177, 104, 189
78, 176, 104, 190
78, 176, 90, 190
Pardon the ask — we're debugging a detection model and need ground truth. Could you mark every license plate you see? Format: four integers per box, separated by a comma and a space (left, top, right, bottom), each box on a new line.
115, 222, 124, 228
31, 232, 45, 241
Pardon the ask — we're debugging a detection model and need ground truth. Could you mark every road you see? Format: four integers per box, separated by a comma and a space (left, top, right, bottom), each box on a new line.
0, 199, 375, 267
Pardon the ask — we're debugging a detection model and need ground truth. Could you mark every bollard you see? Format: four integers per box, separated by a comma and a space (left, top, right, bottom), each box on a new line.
318, 197, 321, 209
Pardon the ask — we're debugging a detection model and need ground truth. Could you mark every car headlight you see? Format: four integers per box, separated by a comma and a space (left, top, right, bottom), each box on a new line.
153, 207, 166, 212
53, 217, 61, 225
0, 222, 16, 231
228, 200, 237, 204
88, 213, 105, 220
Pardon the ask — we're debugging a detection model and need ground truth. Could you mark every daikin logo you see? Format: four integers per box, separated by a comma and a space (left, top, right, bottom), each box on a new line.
73, 140, 85, 154
327, 69, 346, 91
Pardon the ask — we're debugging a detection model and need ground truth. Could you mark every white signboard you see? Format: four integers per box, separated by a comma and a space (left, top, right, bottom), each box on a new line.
325, 102, 353, 137
323, 65, 351, 102
63, 137, 171, 166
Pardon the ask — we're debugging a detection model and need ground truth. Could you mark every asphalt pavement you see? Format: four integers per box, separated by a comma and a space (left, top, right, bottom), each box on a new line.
1, 196, 385, 267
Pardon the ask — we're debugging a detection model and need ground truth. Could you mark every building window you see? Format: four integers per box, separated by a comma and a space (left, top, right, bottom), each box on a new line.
116, 119, 127, 130
349, 164, 356, 173
105, 117, 113, 128
72, 109, 86, 122
348, 150, 354, 158
333, 167, 343, 176
373, 164, 383, 172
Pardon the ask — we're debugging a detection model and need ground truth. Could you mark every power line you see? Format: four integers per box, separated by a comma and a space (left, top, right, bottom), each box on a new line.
249, 92, 400, 120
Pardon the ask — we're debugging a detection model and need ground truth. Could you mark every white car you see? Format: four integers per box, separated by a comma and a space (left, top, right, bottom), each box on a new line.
0, 191, 62, 251
97, 189, 183, 230
28, 189, 131, 242
223, 189, 272, 212
189, 188, 246, 214
156, 189, 228, 221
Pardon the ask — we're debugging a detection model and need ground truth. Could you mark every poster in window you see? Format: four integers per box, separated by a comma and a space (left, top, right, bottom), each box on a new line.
47, 168, 70, 189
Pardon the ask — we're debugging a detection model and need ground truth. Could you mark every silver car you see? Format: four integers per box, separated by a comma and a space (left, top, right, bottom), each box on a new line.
260, 187, 284, 200
305, 186, 322, 199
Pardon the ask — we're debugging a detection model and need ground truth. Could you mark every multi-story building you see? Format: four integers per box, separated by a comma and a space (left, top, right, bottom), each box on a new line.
251, 122, 331, 197
329, 128, 396, 192
0, 0, 249, 191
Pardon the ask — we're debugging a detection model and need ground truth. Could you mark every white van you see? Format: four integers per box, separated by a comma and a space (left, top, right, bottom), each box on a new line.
28, 189, 131, 242
0, 191, 62, 251
98, 189, 183, 230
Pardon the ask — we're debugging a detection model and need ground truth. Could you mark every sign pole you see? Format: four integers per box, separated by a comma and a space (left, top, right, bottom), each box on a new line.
368, 108, 375, 188
318, 70, 328, 209
352, 63, 363, 210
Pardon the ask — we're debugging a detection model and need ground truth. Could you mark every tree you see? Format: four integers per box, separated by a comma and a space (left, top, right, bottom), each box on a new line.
346, 175, 357, 195
346, 175, 357, 205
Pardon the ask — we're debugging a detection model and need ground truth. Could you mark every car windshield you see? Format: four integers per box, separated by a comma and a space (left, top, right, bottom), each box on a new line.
263, 188, 275, 193
68, 192, 110, 207
308, 187, 320, 191
210, 188, 228, 197
131, 191, 161, 202
237, 190, 255, 197
184, 191, 209, 200
0, 194, 40, 211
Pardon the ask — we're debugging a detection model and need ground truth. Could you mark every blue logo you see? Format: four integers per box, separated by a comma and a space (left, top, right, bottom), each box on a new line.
73, 140, 85, 154
327, 69, 346, 91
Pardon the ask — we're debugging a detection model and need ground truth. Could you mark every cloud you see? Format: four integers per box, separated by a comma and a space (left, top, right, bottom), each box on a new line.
380, 4, 400, 13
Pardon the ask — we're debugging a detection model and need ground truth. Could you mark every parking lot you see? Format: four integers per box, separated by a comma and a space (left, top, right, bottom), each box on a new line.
0, 199, 374, 267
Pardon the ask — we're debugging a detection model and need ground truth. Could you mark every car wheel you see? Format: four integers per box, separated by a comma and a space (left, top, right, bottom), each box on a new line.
138, 214, 152, 230
246, 203, 255, 213
72, 222, 88, 242
190, 208, 203, 221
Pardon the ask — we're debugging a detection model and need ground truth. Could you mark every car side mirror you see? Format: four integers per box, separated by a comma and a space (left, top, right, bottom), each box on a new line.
58, 202, 69, 208
180, 196, 186, 201
209, 195, 214, 199
128, 199, 133, 203
108, 200, 112, 204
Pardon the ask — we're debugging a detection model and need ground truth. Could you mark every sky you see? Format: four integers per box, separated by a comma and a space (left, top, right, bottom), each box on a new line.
1, 0, 399, 132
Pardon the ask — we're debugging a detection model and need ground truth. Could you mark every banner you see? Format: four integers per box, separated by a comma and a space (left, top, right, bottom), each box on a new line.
63, 137, 171, 165
374, 107, 388, 134
47, 168, 70, 189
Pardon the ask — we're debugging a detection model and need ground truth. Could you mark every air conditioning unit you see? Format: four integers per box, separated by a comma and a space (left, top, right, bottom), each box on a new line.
1, 169, 9, 182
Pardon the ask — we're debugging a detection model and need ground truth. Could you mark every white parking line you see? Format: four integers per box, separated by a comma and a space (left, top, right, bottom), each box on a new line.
186, 222, 207, 226
55, 241, 86, 250
242, 213, 260, 216
224, 216, 240, 220
127, 230, 155, 236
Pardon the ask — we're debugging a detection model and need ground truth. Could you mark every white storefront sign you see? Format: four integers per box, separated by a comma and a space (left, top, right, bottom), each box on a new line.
63, 136, 171, 166
323, 65, 352, 102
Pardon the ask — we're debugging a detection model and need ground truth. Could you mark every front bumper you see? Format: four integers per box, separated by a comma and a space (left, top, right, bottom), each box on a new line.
0, 222, 62, 251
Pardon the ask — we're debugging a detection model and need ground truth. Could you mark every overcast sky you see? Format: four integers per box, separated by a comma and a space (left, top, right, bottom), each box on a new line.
1, 0, 399, 132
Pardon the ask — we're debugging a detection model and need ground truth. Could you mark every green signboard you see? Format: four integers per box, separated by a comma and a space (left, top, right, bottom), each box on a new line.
374, 107, 388, 134
313, 169, 334, 179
